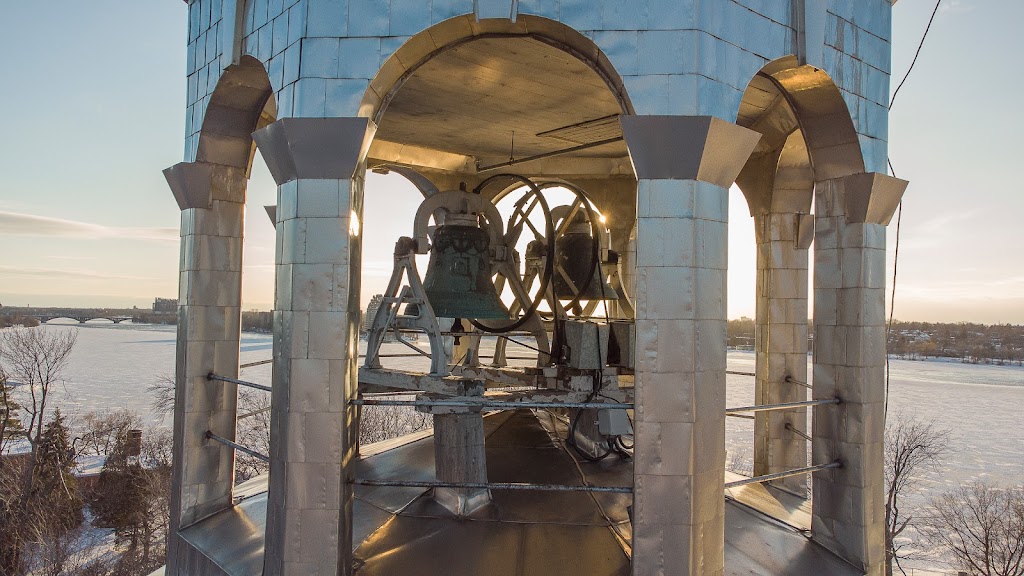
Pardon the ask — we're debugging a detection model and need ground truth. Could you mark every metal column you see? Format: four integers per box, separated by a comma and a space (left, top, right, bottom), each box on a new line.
811, 173, 907, 576
254, 117, 375, 576
753, 211, 813, 494
622, 116, 760, 576
163, 161, 247, 571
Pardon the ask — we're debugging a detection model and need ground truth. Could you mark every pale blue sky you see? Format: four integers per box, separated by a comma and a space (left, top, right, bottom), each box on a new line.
0, 0, 1020, 323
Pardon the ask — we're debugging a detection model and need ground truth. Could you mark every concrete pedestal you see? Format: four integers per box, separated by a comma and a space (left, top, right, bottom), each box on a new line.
433, 412, 490, 516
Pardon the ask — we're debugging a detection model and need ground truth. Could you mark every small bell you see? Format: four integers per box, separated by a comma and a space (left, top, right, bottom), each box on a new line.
422, 215, 510, 320
553, 216, 616, 301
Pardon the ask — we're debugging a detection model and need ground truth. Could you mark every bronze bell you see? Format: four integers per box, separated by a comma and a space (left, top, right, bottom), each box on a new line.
422, 215, 510, 320
553, 217, 616, 301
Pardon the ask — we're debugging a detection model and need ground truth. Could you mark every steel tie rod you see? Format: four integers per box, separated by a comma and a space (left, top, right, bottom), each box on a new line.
785, 422, 812, 441
351, 398, 633, 410
240, 359, 273, 369
205, 431, 270, 463
726, 370, 756, 377
351, 478, 633, 494
725, 397, 840, 415
207, 372, 272, 392
725, 461, 843, 489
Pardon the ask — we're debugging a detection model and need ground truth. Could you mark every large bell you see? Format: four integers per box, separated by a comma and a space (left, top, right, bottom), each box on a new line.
553, 219, 616, 301
422, 216, 510, 320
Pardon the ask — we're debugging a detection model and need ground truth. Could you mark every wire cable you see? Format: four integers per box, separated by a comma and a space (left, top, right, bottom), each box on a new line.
884, 160, 903, 421
883, 0, 941, 421
889, 0, 943, 111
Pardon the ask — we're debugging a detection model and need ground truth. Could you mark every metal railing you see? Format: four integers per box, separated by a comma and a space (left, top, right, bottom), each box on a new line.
725, 397, 840, 415
351, 478, 632, 494
725, 461, 842, 489
207, 372, 272, 392
350, 398, 633, 410
726, 370, 756, 377
205, 431, 269, 463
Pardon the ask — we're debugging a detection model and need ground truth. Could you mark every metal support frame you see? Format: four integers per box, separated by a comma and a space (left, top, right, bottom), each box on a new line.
207, 372, 272, 392
205, 431, 270, 463
352, 478, 633, 494
725, 397, 839, 415
724, 461, 842, 489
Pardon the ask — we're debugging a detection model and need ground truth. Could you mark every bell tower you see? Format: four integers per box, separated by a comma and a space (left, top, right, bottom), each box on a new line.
164, 1, 905, 575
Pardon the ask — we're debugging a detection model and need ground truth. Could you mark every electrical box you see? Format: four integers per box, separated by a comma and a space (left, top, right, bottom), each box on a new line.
562, 320, 609, 369
598, 409, 633, 436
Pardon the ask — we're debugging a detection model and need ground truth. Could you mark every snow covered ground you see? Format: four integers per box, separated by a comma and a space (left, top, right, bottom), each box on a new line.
9, 322, 1023, 574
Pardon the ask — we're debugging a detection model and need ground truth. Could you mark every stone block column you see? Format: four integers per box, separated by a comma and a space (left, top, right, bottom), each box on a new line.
253, 117, 375, 576
811, 173, 907, 576
622, 116, 760, 576
753, 212, 813, 494
163, 161, 247, 569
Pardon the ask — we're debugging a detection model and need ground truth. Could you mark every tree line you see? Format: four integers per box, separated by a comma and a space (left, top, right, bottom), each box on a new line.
726, 318, 1024, 366
886, 320, 1024, 365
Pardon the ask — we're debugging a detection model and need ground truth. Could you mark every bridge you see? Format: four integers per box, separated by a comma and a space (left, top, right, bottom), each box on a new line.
1, 307, 171, 325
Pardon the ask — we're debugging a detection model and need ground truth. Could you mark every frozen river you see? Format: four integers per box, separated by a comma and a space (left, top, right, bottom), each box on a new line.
20, 321, 1024, 502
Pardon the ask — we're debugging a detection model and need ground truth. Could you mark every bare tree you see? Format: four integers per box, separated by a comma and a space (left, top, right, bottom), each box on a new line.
0, 328, 80, 574
922, 482, 1024, 576
0, 367, 25, 456
147, 375, 176, 422
359, 401, 432, 446
235, 389, 271, 481
885, 413, 951, 576
76, 409, 144, 457
0, 327, 78, 493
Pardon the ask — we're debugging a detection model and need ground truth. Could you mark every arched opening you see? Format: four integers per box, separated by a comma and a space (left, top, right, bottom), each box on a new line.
169, 54, 278, 541
195, 56, 277, 172
728, 58, 866, 493
198, 56, 279, 480
361, 14, 639, 332
351, 18, 639, 572
362, 15, 634, 181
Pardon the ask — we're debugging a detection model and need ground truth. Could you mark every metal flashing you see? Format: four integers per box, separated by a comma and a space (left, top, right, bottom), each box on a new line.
841, 172, 909, 225
620, 116, 761, 186
163, 162, 214, 210
252, 117, 377, 185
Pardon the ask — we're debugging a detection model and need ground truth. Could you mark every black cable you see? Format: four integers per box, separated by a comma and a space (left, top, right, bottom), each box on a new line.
883, 0, 940, 419
884, 159, 903, 422
889, 0, 943, 111
497, 335, 544, 354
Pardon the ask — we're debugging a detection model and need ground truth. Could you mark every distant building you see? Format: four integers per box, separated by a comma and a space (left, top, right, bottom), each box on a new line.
363, 294, 384, 332
153, 298, 177, 313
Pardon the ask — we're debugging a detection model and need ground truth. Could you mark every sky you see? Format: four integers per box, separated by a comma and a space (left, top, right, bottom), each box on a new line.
0, 0, 1020, 324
